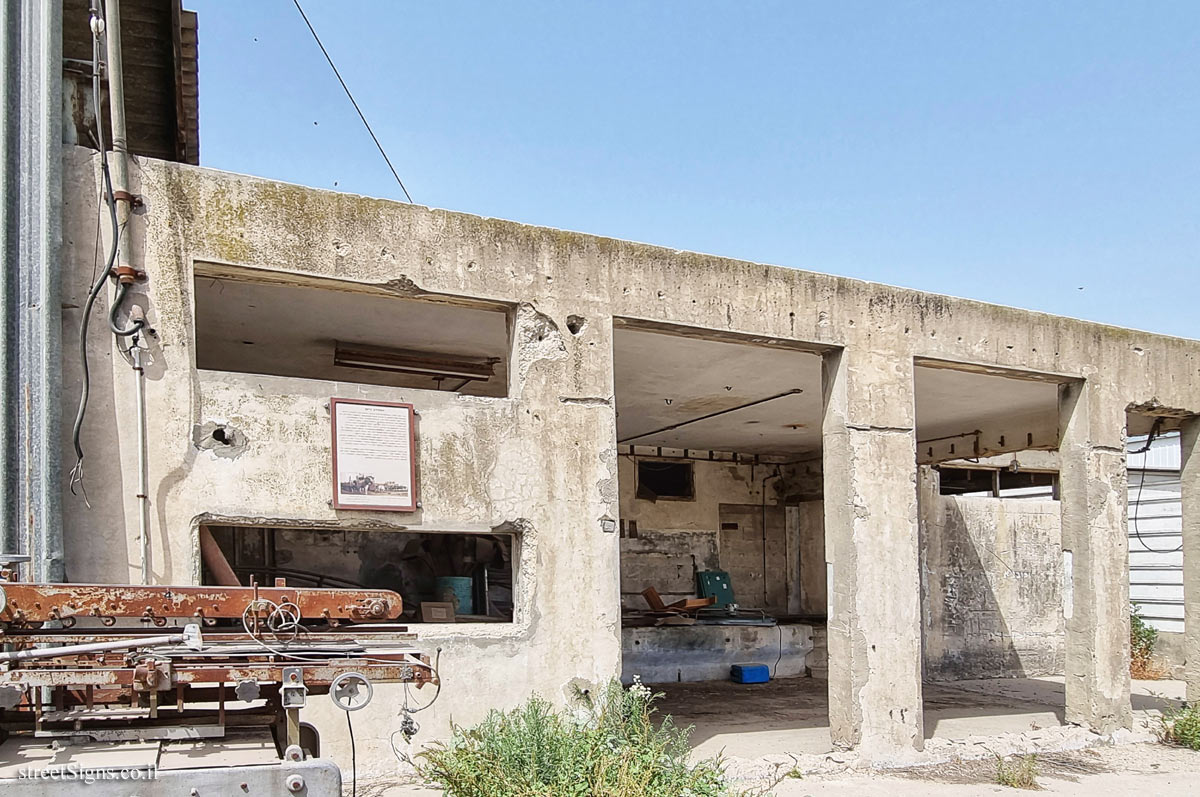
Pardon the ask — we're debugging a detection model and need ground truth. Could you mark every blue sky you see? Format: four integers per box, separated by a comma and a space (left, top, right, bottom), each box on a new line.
189, 1, 1199, 338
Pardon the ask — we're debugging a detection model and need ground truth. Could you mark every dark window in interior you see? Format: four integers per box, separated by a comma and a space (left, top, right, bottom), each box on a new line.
636, 460, 694, 500
938, 466, 1058, 498
998, 469, 1057, 497
937, 467, 994, 496
202, 526, 514, 622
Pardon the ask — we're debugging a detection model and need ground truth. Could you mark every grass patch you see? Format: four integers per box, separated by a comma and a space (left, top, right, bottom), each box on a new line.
994, 753, 1040, 790
1158, 703, 1200, 751
416, 677, 742, 797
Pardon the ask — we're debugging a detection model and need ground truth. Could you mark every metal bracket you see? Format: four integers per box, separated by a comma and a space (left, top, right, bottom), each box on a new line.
280, 667, 307, 709
112, 190, 143, 209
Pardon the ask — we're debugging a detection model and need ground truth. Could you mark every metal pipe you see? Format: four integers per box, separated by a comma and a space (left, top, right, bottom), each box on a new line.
132, 343, 149, 584
102, 0, 131, 268
0, 630, 189, 664
618, 389, 804, 444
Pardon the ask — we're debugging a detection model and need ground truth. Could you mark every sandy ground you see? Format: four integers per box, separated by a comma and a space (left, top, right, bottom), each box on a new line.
769, 743, 1199, 796
361, 743, 1200, 796
355, 677, 1194, 796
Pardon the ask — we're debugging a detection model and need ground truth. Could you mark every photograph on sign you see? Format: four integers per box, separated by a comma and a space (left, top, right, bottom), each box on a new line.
330, 399, 417, 511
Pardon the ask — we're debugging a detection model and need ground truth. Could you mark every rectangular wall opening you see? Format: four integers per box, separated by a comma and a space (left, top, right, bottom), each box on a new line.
201, 525, 515, 623
915, 360, 1071, 740
193, 265, 512, 397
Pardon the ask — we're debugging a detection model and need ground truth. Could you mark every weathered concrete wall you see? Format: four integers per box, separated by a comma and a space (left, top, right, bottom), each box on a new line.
617, 458, 795, 612
56, 147, 1200, 764
619, 529, 719, 610
791, 501, 826, 616
59, 150, 623, 776
919, 468, 1065, 680
622, 624, 813, 683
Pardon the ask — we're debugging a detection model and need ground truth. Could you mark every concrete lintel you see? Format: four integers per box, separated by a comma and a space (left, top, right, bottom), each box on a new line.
193, 259, 514, 313
613, 315, 834, 356
914, 356, 1081, 385
1058, 380, 1132, 732
821, 349, 923, 759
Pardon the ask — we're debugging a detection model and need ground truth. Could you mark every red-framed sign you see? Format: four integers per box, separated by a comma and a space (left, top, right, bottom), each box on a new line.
330, 398, 418, 512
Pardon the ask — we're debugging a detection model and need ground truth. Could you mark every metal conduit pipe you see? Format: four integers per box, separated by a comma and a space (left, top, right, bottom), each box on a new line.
132, 339, 149, 584
101, 0, 151, 582
0, 625, 201, 663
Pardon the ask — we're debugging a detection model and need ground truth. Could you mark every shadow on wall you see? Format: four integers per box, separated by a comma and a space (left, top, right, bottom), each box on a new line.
919, 470, 1065, 682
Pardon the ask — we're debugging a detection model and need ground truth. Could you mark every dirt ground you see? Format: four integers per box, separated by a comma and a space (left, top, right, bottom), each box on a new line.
360, 677, 1194, 796
365, 742, 1200, 796
768, 743, 1199, 796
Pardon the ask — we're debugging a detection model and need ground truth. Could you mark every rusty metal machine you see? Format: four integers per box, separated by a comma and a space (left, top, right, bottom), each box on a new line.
0, 565, 439, 796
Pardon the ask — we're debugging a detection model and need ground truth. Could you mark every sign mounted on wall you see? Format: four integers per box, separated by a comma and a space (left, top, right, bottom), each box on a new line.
330, 398, 418, 512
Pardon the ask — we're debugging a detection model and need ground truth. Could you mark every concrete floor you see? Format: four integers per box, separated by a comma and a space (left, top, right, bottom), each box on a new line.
652, 675, 1185, 759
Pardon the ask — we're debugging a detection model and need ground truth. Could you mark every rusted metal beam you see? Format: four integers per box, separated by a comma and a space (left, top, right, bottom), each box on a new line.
0, 583, 403, 626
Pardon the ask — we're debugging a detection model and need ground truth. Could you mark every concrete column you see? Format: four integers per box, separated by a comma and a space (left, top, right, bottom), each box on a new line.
821, 349, 923, 759
1058, 380, 1131, 732
1181, 417, 1200, 703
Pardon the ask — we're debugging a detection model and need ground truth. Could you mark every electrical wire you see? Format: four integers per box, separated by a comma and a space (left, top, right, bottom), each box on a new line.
238, 599, 442, 674
346, 710, 357, 797
771, 623, 783, 678
70, 3, 121, 502
237, 598, 443, 777
291, 0, 415, 203
1129, 421, 1182, 555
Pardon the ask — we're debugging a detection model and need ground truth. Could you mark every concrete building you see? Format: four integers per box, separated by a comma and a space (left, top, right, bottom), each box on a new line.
8, 0, 1200, 781
53, 140, 1200, 767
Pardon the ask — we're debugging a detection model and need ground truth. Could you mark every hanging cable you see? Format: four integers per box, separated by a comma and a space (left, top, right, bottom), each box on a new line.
346, 711, 357, 797
1129, 419, 1182, 555
291, 0, 415, 203
70, 3, 119, 501
72, 1, 147, 502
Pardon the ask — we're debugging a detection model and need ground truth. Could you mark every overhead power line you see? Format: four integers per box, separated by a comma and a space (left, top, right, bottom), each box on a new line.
291, 0, 415, 203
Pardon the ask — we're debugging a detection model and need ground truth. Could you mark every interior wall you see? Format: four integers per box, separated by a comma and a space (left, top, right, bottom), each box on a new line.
918, 466, 1066, 680
618, 457, 796, 612
791, 501, 826, 616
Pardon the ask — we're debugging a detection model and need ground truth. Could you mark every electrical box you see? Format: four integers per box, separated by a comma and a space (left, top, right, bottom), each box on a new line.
696, 570, 735, 608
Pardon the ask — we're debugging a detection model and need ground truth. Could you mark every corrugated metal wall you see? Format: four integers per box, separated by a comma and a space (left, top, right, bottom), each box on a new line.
1128, 433, 1184, 633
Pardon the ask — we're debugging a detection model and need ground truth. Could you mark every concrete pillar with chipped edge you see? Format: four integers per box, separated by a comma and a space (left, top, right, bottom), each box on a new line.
821, 348, 923, 759
1181, 417, 1200, 704
1058, 379, 1132, 732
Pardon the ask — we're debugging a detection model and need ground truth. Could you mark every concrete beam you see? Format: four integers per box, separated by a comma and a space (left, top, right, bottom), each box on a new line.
821, 349, 923, 760
1181, 417, 1200, 704
1058, 380, 1131, 732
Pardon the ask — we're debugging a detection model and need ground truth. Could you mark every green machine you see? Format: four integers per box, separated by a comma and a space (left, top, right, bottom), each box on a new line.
695, 569, 735, 608
695, 570, 775, 626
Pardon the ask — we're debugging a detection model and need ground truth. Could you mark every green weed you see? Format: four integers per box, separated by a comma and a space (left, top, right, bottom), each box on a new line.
1158, 703, 1200, 751
994, 753, 1039, 789
416, 677, 741, 797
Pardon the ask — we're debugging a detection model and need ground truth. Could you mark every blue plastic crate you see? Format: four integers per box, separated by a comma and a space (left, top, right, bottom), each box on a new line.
730, 663, 770, 684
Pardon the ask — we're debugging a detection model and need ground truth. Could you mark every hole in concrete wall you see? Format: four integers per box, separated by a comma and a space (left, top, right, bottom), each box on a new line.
201, 526, 515, 623
636, 460, 694, 501
194, 266, 511, 397
937, 466, 1057, 498
566, 314, 586, 335
193, 421, 247, 457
